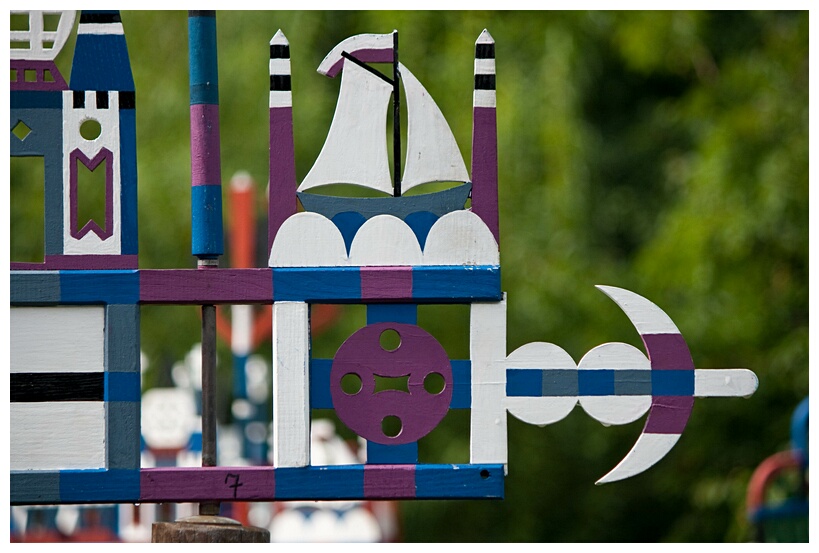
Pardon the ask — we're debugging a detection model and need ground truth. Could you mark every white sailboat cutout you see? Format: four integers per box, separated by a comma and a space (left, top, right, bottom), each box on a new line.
297, 32, 472, 220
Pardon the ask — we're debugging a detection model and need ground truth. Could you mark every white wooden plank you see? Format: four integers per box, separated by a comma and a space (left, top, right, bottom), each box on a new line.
578, 342, 652, 425
595, 433, 681, 485
505, 341, 578, 426
11, 306, 105, 373
348, 214, 423, 266
11, 402, 106, 470
694, 368, 758, 398
268, 212, 349, 267
469, 295, 507, 464
596, 285, 681, 335
271, 301, 311, 467
423, 210, 499, 266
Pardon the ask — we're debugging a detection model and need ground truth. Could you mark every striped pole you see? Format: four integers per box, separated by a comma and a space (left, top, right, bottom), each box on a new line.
188, 10, 222, 519
470, 29, 500, 244
268, 30, 297, 253
189, 10, 224, 263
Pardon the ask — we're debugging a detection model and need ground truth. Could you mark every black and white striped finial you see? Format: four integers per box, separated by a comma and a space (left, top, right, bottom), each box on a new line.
269, 30, 291, 109
474, 29, 495, 109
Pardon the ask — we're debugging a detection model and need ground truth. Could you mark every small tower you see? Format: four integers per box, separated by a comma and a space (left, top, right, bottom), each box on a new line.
63, 10, 137, 266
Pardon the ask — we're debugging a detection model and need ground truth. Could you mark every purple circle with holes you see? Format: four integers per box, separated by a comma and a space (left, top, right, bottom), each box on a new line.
330, 322, 453, 445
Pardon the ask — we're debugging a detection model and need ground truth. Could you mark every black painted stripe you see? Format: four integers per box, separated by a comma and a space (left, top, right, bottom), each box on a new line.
188, 10, 216, 18
119, 91, 136, 109
270, 74, 292, 91
11, 372, 104, 402
476, 43, 495, 59
80, 12, 122, 24
475, 74, 496, 90
96, 90, 109, 109
270, 44, 290, 59
73, 90, 85, 108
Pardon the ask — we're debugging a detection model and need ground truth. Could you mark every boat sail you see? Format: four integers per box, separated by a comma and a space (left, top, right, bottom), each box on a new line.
297, 32, 471, 220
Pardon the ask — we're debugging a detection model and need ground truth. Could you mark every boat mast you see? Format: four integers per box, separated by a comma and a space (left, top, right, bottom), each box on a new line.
392, 30, 401, 197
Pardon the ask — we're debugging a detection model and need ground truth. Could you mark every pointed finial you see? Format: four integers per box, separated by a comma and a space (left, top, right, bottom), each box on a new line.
477, 29, 494, 44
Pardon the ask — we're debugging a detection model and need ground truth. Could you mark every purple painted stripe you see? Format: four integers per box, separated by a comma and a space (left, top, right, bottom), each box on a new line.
360, 266, 413, 300
471, 107, 499, 243
11, 255, 139, 270
140, 268, 273, 304
642, 333, 694, 370
69, 148, 114, 240
190, 103, 222, 186
364, 464, 416, 498
10, 60, 68, 90
141, 466, 275, 502
325, 48, 394, 77
644, 396, 694, 434
269, 106, 298, 251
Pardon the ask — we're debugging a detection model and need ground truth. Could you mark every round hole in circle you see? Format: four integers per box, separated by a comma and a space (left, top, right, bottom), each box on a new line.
381, 415, 402, 438
80, 118, 102, 140
379, 328, 401, 352
423, 372, 445, 394
480, 469, 490, 480
340, 373, 362, 395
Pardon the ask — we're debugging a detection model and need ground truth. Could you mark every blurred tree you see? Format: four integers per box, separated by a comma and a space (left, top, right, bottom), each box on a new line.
9, 10, 807, 542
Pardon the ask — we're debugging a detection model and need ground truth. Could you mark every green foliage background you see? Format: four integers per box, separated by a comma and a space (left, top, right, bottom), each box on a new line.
10, 10, 808, 542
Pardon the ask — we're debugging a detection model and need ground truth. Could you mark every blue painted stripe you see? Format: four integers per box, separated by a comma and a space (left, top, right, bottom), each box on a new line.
367, 441, 418, 464
11, 271, 61, 304
191, 184, 224, 257
507, 368, 543, 397
579, 369, 615, 396
60, 270, 140, 304
412, 265, 502, 301
507, 368, 695, 397
367, 304, 417, 324
415, 464, 504, 499
60, 469, 140, 503
106, 371, 141, 402
652, 369, 695, 396
275, 466, 365, 500
188, 14, 220, 105
271, 266, 501, 303
10, 91, 62, 109
272, 267, 361, 302
451, 360, 471, 408
310, 358, 333, 409
70, 34, 135, 91
11, 471, 61, 504
119, 108, 138, 255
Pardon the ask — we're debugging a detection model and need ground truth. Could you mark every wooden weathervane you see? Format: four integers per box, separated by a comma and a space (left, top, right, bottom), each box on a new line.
10, 11, 758, 509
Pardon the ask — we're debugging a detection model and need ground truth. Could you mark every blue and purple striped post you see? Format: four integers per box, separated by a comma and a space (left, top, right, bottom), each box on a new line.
189, 10, 224, 262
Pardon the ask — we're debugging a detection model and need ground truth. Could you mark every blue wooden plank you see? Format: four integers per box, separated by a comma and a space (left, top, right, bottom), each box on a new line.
274, 466, 364, 500
10, 271, 61, 304
367, 441, 418, 464
366, 303, 417, 324
60, 469, 140, 503
450, 359, 472, 408
652, 369, 695, 396
272, 267, 361, 302
105, 372, 141, 402
415, 464, 505, 499
106, 401, 140, 470
412, 265, 502, 301
119, 107, 139, 255
507, 368, 543, 397
11, 471, 60, 504
59, 270, 140, 304
310, 358, 333, 409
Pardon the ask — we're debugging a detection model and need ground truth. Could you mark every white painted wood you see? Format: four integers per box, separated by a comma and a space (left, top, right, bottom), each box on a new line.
231, 304, 253, 356
469, 295, 508, 464
348, 214, 423, 266
10, 10, 76, 61
272, 302, 311, 467
578, 342, 652, 426
505, 342, 578, 426
400, 63, 469, 192
11, 306, 105, 373
596, 285, 681, 335
299, 60, 394, 194
62, 89, 122, 255
423, 210, 499, 266
11, 402, 106, 470
316, 33, 394, 76
473, 90, 497, 109
268, 212, 349, 267
595, 433, 681, 485
141, 388, 198, 451
694, 368, 758, 398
